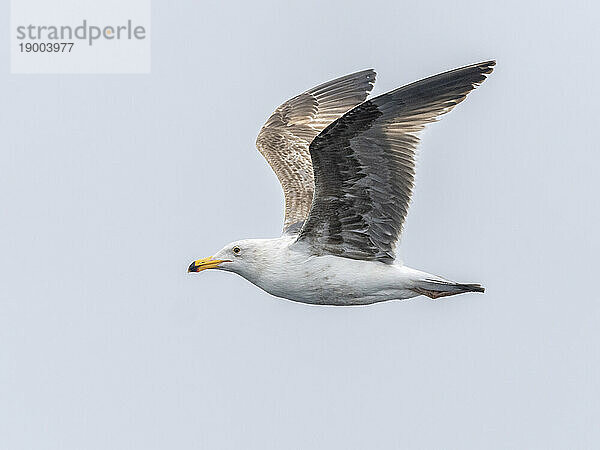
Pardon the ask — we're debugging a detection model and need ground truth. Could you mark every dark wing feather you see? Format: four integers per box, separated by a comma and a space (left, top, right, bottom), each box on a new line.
256, 70, 376, 230
297, 61, 495, 262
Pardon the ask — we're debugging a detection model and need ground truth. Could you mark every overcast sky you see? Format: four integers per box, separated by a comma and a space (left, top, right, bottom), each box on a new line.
1, 1, 599, 449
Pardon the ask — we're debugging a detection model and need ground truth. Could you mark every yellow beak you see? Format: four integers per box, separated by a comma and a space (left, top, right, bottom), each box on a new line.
187, 257, 231, 273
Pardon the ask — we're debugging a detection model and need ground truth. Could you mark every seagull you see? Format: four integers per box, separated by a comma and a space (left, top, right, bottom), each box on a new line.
189, 61, 494, 305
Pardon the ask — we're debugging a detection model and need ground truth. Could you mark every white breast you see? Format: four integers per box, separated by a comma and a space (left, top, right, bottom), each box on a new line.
237, 237, 420, 305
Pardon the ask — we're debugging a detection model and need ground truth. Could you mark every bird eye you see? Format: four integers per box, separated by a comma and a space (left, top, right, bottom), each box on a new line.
232, 246, 241, 255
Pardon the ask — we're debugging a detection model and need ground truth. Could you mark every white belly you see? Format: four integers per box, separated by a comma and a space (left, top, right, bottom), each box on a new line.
246, 251, 421, 306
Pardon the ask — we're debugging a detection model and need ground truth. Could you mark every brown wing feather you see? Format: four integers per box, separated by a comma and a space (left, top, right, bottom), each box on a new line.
256, 70, 376, 230
297, 61, 495, 262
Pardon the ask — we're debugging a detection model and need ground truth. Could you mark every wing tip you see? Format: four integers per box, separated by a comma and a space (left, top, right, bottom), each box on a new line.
474, 60, 496, 77
457, 60, 496, 91
364, 68, 377, 92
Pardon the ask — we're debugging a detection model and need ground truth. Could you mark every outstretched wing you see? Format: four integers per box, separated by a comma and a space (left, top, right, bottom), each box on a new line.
256, 70, 376, 231
297, 61, 495, 263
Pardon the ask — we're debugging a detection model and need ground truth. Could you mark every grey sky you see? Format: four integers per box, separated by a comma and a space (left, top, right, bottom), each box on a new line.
1, 0, 599, 449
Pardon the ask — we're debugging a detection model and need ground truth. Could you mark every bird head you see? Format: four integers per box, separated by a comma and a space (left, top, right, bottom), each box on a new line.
187, 239, 261, 275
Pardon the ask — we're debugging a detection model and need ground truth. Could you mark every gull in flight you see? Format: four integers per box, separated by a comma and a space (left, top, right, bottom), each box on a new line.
189, 61, 495, 305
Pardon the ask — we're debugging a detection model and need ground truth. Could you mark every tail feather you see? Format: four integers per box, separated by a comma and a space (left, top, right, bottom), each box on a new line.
412, 279, 485, 299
